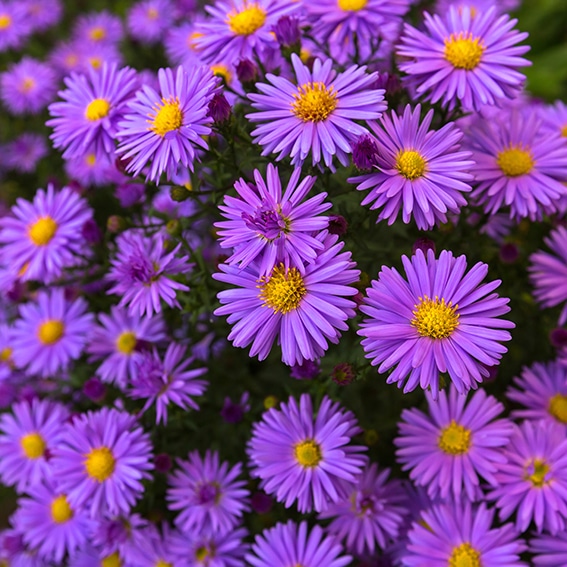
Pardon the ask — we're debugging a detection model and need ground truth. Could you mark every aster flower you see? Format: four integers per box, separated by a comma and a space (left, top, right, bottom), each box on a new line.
247, 521, 350, 567
0, 528, 51, 567
126, 0, 175, 44
247, 394, 367, 513
488, 419, 567, 534
358, 248, 514, 397
106, 229, 191, 317
24, 0, 62, 32
3, 132, 48, 173
215, 164, 330, 275
116, 65, 218, 182
64, 151, 123, 187
214, 232, 360, 366
47, 63, 139, 161
402, 500, 527, 566
128, 524, 181, 567
0, 184, 93, 284
435, 0, 521, 15
72, 11, 124, 46
319, 463, 408, 556
52, 407, 153, 518
164, 22, 203, 67
128, 342, 208, 425
397, 6, 530, 111
247, 53, 386, 169
395, 387, 513, 501
167, 450, 249, 536
530, 532, 567, 566
91, 513, 149, 564
0, 57, 57, 115
0, 2, 31, 52
0, 398, 69, 492
87, 306, 166, 390
11, 288, 93, 378
349, 104, 474, 230
539, 99, 567, 138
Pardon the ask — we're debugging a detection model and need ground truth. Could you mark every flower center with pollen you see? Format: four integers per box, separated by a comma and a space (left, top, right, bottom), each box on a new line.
243, 206, 288, 241
444, 32, 485, 70
549, 393, 567, 423
21, 432, 46, 459
438, 420, 472, 455
155, 561, 172, 567
85, 97, 110, 121
292, 82, 338, 122
449, 543, 481, 567
337, 0, 367, 10
411, 296, 459, 339
85, 446, 116, 482
0, 14, 11, 29
525, 458, 551, 487
258, 264, 306, 314
102, 552, 121, 567
150, 97, 183, 137
396, 150, 426, 180
116, 331, 137, 355
294, 439, 322, 467
89, 26, 106, 41
51, 495, 74, 524
227, 3, 266, 35
29, 216, 58, 246
497, 145, 534, 177
38, 320, 65, 345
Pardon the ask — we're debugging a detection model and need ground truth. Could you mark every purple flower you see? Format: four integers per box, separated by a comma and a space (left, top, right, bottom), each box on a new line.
435, 0, 520, 14
349, 104, 474, 230
65, 151, 124, 188
530, 532, 567, 566
247, 394, 367, 513
0, 2, 31, 51
352, 134, 379, 170
220, 392, 250, 423
24, 0, 62, 32
167, 450, 249, 536
72, 10, 124, 46
290, 360, 320, 380
215, 164, 330, 275
247, 53, 386, 169
128, 524, 181, 567
164, 21, 204, 67
358, 248, 514, 397
126, 0, 175, 44
214, 232, 360, 366
52, 407, 153, 518
3, 132, 48, 173
91, 513, 149, 564
117, 66, 218, 182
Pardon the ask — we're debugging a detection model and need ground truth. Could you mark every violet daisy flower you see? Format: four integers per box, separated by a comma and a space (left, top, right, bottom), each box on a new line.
214, 232, 360, 366
52, 407, 153, 518
3, 132, 48, 173
0, 398, 69, 492
402, 500, 527, 566
349, 104, 474, 230
0, 2, 31, 52
395, 387, 513, 501
0, 184, 93, 284
435, 0, 521, 15
164, 21, 204, 67
247, 394, 367, 513
72, 11, 124, 46
11, 288, 93, 378
126, 0, 175, 45
0, 528, 51, 567
507, 361, 567, 427
246, 521, 351, 567
167, 450, 249, 536
247, 53, 386, 169
64, 150, 123, 188
319, 463, 408, 556
47, 63, 139, 161
24, 0, 62, 33
488, 419, 567, 534
106, 229, 191, 317
129, 524, 180, 567
87, 306, 166, 390
128, 342, 208, 425
215, 164, 330, 275
116, 66, 218, 182
397, 6, 530, 111
358, 248, 514, 398
530, 532, 567, 566
467, 109, 567, 220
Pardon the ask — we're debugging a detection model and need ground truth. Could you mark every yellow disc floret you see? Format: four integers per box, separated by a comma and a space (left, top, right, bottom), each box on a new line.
449, 543, 481, 567
21, 432, 46, 459
89, 27, 106, 41
150, 97, 183, 137
525, 458, 550, 487
102, 552, 122, 567
444, 32, 485, 70
294, 439, 322, 468
85, 98, 111, 121
84, 446, 116, 482
337, 0, 367, 10
0, 14, 11, 29
155, 561, 173, 567
258, 264, 306, 314
497, 145, 534, 177
115, 331, 137, 355
227, 3, 267, 35
51, 494, 74, 524
38, 320, 65, 345
549, 393, 567, 424
411, 296, 459, 339
211, 64, 232, 85
438, 420, 472, 455
396, 150, 427, 180
292, 82, 338, 122
29, 216, 58, 246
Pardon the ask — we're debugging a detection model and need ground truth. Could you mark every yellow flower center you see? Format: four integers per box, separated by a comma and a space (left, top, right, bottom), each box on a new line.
337, 0, 367, 10
89, 56, 102, 70
211, 64, 232, 84
84, 446, 116, 482
549, 393, 567, 424
20, 77, 35, 92
0, 347, 13, 363
227, 4, 267, 35
21, 432, 46, 459
147, 7, 159, 19
411, 296, 459, 339
89, 26, 106, 40
525, 458, 551, 487
449, 543, 481, 567
561, 124, 567, 137
496, 146, 534, 177
86, 154, 96, 166
28, 216, 58, 246
438, 420, 472, 455
396, 149, 427, 180
115, 331, 137, 355
51, 494, 74, 524
196, 546, 211, 562
0, 14, 11, 29
292, 82, 338, 122
150, 97, 183, 137
102, 552, 122, 567
258, 264, 306, 314
294, 439, 322, 467
300, 48, 311, 63
444, 32, 485, 70
155, 561, 172, 567
188, 31, 203, 50
85, 98, 111, 121
37, 320, 65, 345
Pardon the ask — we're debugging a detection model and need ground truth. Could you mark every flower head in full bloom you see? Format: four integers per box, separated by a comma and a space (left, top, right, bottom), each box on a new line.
215, 164, 330, 275
0, 2, 31, 51
214, 232, 360, 366
247, 53, 386, 169
72, 10, 124, 46
3, 132, 48, 173
395, 387, 513, 501
397, 6, 530, 111
358, 248, 514, 397
247, 394, 367, 513
117, 65, 218, 182
126, 0, 175, 44
349, 104, 474, 230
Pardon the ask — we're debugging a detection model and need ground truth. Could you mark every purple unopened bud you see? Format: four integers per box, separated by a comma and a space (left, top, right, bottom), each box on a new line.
83, 377, 106, 402
155, 453, 173, 473
352, 135, 379, 170
115, 183, 145, 208
499, 242, 519, 264
208, 93, 232, 124
412, 237, 436, 255
372, 71, 401, 95
81, 219, 102, 244
236, 59, 257, 84
484, 365, 498, 383
328, 214, 348, 236
550, 328, 567, 349
221, 392, 250, 423
251, 491, 273, 514
290, 360, 320, 380
272, 16, 301, 48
